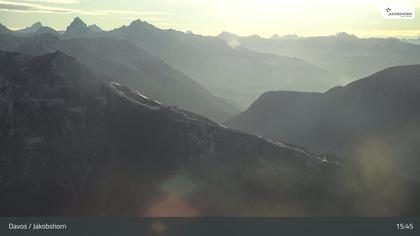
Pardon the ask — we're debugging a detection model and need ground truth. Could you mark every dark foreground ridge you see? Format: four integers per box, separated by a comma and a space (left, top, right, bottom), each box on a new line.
0, 33, 238, 123
227, 64, 420, 180
0, 50, 419, 216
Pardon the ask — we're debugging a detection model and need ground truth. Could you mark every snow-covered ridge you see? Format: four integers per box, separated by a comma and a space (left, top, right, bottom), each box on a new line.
110, 82, 162, 109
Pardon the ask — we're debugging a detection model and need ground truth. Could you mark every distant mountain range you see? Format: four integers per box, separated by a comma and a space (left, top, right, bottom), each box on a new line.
2, 22, 60, 38
1, 50, 420, 216
403, 37, 420, 45
226, 65, 420, 180
107, 20, 336, 107
8, 18, 420, 108
2, 18, 420, 216
1, 18, 338, 108
17, 22, 43, 34
0, 23, 238, 122
64, 17, 104, 38
218, 31, 420, 83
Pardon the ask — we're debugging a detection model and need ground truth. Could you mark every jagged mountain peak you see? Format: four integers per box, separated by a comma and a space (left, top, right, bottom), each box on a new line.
18, 22, 44, 34
65, 17, 89, 38
32, 22, 43, 27
68, 17, 87, 29
128, 19, 158, 30
34, 26, 60, 36
71, 17, 86, 25
88, 24, 103, 32
217, 31, 239, 40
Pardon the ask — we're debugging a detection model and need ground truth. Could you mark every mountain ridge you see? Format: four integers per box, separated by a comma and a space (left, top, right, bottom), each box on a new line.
217, 31, 420, 81
226, 64, 420, 180
2, 50, 420, 216
0, 32, 238, 122
107, 19, 336, 107
17, 22, 43, 34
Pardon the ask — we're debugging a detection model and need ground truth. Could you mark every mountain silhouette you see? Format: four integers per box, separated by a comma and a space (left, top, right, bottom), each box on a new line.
227, 65, 420, 180
88, 24, 103, 32
218, 32, 420, 82
64, 17, 90, 38
0, 33, 238, 122
1, 50, 420, 216
107, 19, 336, 107
17, 22, 43, 34
3, 18, 360, 108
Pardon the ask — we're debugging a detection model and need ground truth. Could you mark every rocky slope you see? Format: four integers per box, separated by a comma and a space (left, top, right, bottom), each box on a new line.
107, 20, 336, 107
227, 65, 420, 180
1, 51, 419, 216
0, 33, 237, 122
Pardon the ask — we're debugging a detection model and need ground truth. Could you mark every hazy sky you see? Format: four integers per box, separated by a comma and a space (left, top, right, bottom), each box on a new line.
0, 0, 419, 38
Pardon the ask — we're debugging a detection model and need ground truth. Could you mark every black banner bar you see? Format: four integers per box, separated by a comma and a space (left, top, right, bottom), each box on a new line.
1, 217, 419, 236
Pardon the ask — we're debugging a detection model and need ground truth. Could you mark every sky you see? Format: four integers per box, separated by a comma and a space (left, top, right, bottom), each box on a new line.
0, 0, 420, 38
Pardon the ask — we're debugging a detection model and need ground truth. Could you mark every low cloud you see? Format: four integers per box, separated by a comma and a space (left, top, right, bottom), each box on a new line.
23, 0, 80, 4
0, 1, 167, 16
99, 10, 168, 16
0, 1, 71, 13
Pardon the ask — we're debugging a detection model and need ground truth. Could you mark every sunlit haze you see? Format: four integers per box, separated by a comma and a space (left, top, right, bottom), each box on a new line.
0, 0, 419, 38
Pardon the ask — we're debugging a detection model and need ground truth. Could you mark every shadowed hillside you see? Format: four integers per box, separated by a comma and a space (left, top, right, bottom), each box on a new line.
227, 65, 420, 180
